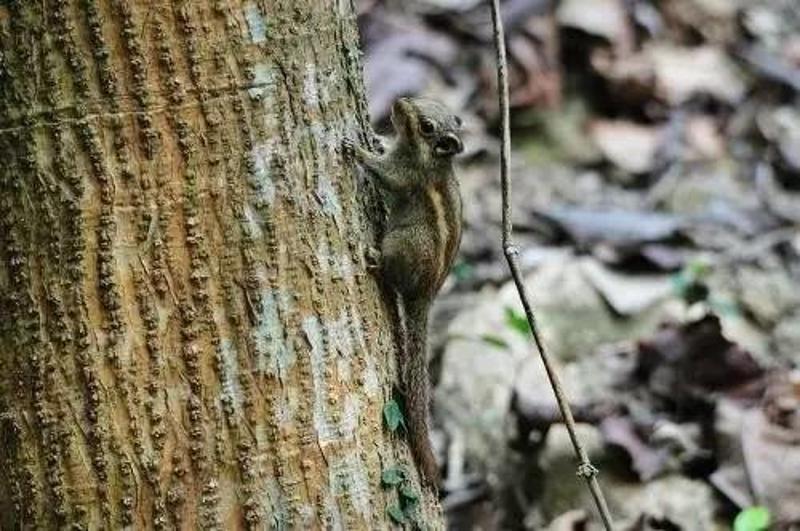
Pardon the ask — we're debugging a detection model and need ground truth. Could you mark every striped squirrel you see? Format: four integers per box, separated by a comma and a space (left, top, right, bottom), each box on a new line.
344, 97, 464, 488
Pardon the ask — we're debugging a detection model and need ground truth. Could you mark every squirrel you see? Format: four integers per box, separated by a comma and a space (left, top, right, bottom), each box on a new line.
344, 97, 464, 489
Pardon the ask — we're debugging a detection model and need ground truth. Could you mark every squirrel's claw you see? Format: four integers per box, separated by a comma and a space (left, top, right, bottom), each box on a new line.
369, 134, 386, 155
364, 246, 382, 270
341, 137, 357, 158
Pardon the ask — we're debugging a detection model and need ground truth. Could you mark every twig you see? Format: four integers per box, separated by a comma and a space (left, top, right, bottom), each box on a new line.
488, 1, 616, 529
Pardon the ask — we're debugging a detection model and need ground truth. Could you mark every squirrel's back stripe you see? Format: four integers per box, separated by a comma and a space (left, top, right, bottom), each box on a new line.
425, 179, 462, 290
426, 185, 449, 284
441, 180, 462, 287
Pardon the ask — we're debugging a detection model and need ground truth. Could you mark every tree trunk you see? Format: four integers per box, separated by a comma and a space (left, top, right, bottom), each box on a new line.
0, 1, 440, 528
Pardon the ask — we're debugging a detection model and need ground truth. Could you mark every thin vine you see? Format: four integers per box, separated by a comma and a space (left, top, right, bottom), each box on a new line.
489, 1, 616, 528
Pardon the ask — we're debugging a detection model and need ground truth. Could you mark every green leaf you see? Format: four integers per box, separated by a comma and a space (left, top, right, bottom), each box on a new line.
504, 307, 531, 337
671, 270, 710, 305
480, 334, 510, 350
381, 466, 405, 487
734, 506, 770, 531
684, 281, 710, 305
386, 504, 406, 524
383, 400, 405, 433
672, 260, 714, 305
399, 484, 419, 504
687, 259, 712, 279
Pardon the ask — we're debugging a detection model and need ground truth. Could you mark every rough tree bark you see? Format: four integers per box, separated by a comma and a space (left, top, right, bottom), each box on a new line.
0, 1, 441, 528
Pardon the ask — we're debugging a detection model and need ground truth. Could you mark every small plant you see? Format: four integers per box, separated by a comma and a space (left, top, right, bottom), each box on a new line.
672, 259, 740, 316
383, 399, 406, 433
733, 506, 770, 531
672, 259, 712, 305
504, 307, 531, 337
381, 465, 420, 526
480, 333, 510, 350
381, 466, 406, 487
386, 503, 406, 524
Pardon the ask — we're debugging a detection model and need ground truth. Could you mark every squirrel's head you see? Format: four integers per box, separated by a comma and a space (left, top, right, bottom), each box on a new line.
391, 97, 464, 163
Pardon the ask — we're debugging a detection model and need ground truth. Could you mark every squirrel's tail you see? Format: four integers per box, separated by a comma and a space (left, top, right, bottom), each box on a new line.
402, 298, 440, 489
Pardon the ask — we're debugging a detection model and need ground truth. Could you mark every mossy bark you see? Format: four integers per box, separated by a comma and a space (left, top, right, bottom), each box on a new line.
0, 1, 441, 528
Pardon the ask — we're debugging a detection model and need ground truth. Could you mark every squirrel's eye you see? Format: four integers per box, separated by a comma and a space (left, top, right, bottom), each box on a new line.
419, 118, 436, 136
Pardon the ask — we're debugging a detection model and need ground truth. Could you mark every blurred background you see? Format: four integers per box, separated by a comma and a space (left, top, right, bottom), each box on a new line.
356, 0, 800, 529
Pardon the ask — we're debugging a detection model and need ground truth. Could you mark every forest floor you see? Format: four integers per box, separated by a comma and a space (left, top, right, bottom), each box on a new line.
359, 0, 800, 529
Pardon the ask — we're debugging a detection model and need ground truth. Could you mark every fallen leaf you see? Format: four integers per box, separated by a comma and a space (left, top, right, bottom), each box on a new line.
594, 243, 687, 272
600, 416, 670, 480
737, 44, 800, 94
636, 314, 764, 404
614, 475, 718, 530
757, 106, 800, 183
685, 115, 725, 160
741, 409, 800, 525
557, 0, 633, 54
591, 49, 657, 109
589, 120, 665, 174
580, 258, 673, 315
545, 509, 589, 531
660, 0, 740, 44
711, 465, 753, 510
650, 44, 747, 105
536, 207, 684, 247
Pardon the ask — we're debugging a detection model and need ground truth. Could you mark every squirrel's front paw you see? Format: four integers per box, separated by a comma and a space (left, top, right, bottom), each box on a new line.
369, 134, 386, 155
341, 137, 357, 158
364, 245, 382, 270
